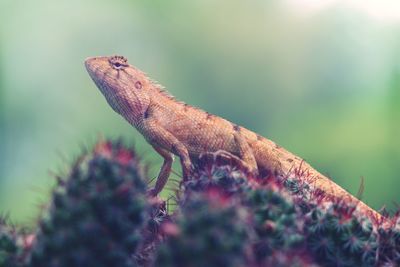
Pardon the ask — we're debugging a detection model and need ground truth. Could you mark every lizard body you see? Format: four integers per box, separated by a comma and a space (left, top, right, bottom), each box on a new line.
85, 55, 381, 219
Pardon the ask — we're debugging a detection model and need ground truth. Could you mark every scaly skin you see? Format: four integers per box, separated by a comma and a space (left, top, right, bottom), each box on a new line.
85, 55, 382, 220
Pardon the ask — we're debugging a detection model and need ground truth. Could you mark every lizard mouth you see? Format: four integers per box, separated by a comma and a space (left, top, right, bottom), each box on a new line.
84, 57, 100, 76
85, 57, 110, 92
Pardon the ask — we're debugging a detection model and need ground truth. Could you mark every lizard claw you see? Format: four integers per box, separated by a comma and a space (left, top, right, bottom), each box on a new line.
146, 188, 158, 197
181, 166, 193, 182
181, 159, 193, 182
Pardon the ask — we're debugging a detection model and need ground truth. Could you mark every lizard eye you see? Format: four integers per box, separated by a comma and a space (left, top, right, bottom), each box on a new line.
112, 61, 125, 70
109, 55, 128, 70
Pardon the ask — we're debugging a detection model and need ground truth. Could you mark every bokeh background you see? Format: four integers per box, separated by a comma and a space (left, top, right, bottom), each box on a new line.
0, 0, 399, 226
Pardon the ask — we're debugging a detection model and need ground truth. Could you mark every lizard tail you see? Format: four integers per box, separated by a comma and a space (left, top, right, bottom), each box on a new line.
248, 136, 384, 222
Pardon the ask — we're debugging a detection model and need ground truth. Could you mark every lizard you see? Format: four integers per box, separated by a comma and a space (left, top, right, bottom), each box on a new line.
85, 55, 382, 220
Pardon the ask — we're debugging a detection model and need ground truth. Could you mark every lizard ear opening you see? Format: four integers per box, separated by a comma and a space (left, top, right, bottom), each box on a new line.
135, 81, 143, 89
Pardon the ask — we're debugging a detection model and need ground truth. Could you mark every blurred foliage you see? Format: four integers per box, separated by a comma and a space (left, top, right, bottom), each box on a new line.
0, 0, 399, 225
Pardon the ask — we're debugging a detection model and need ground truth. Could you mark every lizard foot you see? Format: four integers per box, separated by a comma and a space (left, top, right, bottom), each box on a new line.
181, 160, 193, 182
260, 157, 283, 178
200, 150, 259, 177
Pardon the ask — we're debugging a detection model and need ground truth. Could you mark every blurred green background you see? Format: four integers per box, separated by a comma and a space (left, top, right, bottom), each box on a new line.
0, 0, 399, 226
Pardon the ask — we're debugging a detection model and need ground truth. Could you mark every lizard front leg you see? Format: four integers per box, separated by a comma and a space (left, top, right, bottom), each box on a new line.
148, 145, 174, 196
143, 117, 192, 194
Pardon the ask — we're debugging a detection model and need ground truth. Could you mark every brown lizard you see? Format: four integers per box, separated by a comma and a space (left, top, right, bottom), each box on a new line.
85, 55, 382, 219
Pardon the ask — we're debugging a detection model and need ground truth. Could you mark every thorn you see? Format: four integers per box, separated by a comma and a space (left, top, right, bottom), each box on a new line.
356, 176, 365, 200
148, 176, 157, 184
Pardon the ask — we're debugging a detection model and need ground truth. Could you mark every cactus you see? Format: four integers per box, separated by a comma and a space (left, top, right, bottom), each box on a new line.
0, 216, 31, 267
0, 217, 20, 267
154, 192, 250, 267
29, 141, 150, 267
2, 140, 399, 266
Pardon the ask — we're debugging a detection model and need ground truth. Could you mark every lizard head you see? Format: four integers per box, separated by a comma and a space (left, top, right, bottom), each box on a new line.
85, 55, 151, 124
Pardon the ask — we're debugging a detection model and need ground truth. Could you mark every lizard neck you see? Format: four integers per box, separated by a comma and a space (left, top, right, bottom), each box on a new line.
105, 92, 147, 128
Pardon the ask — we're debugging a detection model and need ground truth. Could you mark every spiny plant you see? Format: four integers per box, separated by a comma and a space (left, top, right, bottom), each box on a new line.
244, 188, 305, 263
134, 196, 169, 266
156, 152, 318, 266
28, 141, 150, 267
0, 217, 20, 267
154, 192, 251, 267
154, 151, 400, 267
2, 140, 400, 267
0, 216, 31, 267
181, 153, 308, 264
